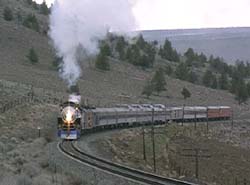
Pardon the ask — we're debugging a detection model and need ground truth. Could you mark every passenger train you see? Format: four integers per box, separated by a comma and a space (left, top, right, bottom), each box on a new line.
57, 94, 232, 140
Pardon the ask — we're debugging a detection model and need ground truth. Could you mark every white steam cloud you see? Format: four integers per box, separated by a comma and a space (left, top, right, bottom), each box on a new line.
49, 0, 137, 86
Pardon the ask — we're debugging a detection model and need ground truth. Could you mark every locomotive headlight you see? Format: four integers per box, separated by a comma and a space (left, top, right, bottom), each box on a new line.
62, 106, 77, 124
66, 110, 73, 123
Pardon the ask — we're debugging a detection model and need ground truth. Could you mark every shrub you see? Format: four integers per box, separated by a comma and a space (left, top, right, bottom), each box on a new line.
219, 73, 229, 90
32, 1, 39, 10
95, 53, 110, 71
187, 71, 198, 84
235, 80, 248, 104
159, 39, 180, 62
95, 43, 110, 71
175, 62, 189, 80
26, 0, 32, 5
151, 68, 166, 95
142, 80, 153, 98
165, 65, 173, 76
3, 7, 13, 21
27, 48, 39, 64
23, 14, 40, 32
181, 87, 191, 99
40, 1, 50, 15
202, 70, 215, 88
52, 56, 62, 70
115, 36, 127, 60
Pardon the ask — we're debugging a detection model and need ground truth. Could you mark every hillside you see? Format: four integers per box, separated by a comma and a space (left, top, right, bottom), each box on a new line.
141, 27, 250, 64
0, 0, 249, 114
91, 122, 250, 185
1, 1, 250, 184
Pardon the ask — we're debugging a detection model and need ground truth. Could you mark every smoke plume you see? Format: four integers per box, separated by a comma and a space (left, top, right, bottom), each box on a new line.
49, 0, 137, 86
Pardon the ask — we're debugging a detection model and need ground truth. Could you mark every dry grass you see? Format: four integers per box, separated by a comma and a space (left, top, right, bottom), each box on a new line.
1, 1, 250, 185
95, 123, 250, 185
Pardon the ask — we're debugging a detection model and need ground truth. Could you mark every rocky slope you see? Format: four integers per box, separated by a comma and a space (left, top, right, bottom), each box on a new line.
1, 0, 250, 184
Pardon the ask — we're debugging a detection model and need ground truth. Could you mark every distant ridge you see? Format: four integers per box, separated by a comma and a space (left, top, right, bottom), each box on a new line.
140, 27, 250, 64
140, 26, 250, 32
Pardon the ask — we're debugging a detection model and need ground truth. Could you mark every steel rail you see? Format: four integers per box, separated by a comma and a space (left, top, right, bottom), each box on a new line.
59, 141, 196, 185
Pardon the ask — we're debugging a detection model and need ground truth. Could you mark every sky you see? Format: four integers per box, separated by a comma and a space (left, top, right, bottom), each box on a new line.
35, 0, 250, 30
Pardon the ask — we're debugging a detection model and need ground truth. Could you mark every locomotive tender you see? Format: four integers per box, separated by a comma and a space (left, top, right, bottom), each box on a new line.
57, 95, 232, 140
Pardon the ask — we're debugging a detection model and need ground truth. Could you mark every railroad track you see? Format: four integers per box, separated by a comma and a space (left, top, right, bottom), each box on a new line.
58, 141, 196, 185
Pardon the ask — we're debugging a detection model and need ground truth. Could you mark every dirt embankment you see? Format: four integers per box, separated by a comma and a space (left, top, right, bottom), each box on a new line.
0, 102, 69, 185
92, 121, 250, 185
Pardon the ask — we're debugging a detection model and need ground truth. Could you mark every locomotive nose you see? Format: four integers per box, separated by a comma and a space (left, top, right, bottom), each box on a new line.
62, 106, 77, 123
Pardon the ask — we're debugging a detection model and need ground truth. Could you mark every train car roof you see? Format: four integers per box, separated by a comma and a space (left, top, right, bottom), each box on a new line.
153, 104, 165, 106
184, 106, 207, 110
85, 105, 231, 113
91, 107, 130, 113
207, 106, 231, 109
171, 107, 183, 110
115, 104, 131, 108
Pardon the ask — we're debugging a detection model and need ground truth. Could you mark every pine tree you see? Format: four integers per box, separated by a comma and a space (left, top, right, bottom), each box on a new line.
184, 48, 195, 64
199, 52, 207, 63
165, 65, 173, 76
139, 54, 151, 68
235, 80, 248, 104
152, 40, 158, 46
159, 39, 180, 62
230, 71, 242, 93
126, 44, 140, 66
181, 87, 191, 99
32, 1, 39, 10
126, 46, 132, 63
40, 1, 50, 15
211, 76, 218, 89
142, 80, 153, 98
188, 71, 198, 84
144, 43, 156, 67
52, 56, 62, 70
100, 43, 111, 56
124, 35, 156, 68
219, 73, 229, 90
209, 55, 214, 63
23, 14, 40, 32
162, 39, 172, 59
95, 41, 112, 70
172, 49, 180, 62
175, 62, 189, 80
27, 48, 38, 64
136, 34, 146, 50
115, 36, 127, 60
202, 70, 213, 87
95, 53, 110, 71
236, 61, 247, 78
3, 7, 13, 21
151, 68, 166, 95
247, 82, 250, 97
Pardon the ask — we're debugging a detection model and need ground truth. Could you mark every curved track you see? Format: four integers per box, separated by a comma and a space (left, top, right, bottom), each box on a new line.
58, 141, 196, 185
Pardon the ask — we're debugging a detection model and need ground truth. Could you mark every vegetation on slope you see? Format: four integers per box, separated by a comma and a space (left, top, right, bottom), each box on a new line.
0, 0, 249, 107
96, 33, 250, 104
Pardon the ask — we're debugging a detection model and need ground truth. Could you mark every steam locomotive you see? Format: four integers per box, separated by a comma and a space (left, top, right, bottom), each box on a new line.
57, 95, 232, 140
57, 94, 82, 139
